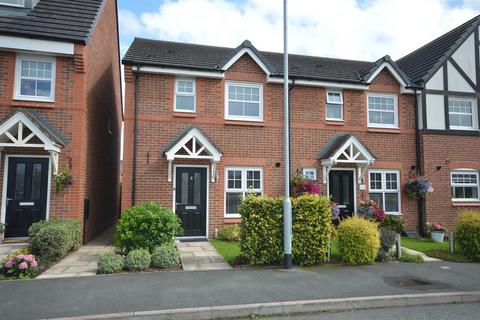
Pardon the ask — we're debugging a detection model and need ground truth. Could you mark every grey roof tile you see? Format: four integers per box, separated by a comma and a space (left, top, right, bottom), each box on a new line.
316, 133, 376, 160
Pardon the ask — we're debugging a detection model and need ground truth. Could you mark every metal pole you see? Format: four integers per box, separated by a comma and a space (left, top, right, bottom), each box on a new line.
283, 0, 292, 269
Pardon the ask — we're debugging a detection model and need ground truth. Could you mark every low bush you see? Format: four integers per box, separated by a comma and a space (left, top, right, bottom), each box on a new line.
338, 217, 380, 265
380, 215, 404, 234
29, 220, 81, 264
1, 248, 39, 279
456, 211, 480, 260
217, 224, 240, 242
115, 202, 183, 253
151, 245, 180, 269
97, 252, 124, 274
378, 228, 397, 261
125, 249, 151, 271
240, 194, 331, 266
400, 252, 424, 263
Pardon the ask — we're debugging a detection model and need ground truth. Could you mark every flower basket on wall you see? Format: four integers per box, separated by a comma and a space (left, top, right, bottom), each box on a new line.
357, 199, 385, 222
291, 175, 320, 197
406, 175, 433, 199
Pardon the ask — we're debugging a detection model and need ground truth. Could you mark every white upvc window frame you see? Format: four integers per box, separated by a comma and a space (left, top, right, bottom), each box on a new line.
448, 97, 478, 131
326, 90, 343, 121
225, 81, 263, 122
0, 0, 24, 7
14, 54, 56, 102
303, 168, 317, 181
451, 169, 480, 202
224, 167, 263, 217
174, 78, 196, 113
367, 93, 398, 129
368, 169, 401, 215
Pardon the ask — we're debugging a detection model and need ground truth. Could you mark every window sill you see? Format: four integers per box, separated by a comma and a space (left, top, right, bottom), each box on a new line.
326, 120, 345, 126
452, 201, 480, 207
367, 127, 401, 134
224, 120, 264, 127
224, 217, 241, 224
11, 100, 55, 109
173, 112, 197, 118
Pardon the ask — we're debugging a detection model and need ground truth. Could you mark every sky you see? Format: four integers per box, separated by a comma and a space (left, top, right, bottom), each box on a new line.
117, 0, 480, 62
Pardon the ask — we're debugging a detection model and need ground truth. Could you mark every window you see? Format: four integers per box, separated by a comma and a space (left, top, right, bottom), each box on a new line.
174, 79, 195, 112
303, 168, 317, 181
367, 93, 398, 128
369, 170, 401, 214
448, 98, 477, 130
225, 82, 263, 121
326, 91, 343, 121
225, 167, 263, 216
0, 0, 24, 7
451, 170, 479, 201
15, 55, 55, 102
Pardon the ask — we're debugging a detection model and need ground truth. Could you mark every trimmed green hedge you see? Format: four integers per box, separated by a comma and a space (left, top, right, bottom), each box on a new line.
338, 216, 380, 265
456, 211, 480, 260
29, 219, 82, 264
240, 194, 332, 266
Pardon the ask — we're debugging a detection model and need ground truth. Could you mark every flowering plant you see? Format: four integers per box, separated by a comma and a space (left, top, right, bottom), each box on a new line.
331, 201, 340, 221
291, 175, 320, 197
2, 250, 39, 279
427, 222, 448, 233
406, 175, 433, 199
357, 199, 385, 222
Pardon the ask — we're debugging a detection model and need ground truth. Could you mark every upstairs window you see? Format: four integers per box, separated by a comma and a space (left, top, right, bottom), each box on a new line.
369, 170, 401, 214
0, 0, 24, 7
326, 91, 343, 121
225, 167, 263, 216
15, 55, 56, 102
448, 98, 477, 130
367, 93, 398, 128
174, 79, 195, 112
303, 168, 317, 181
451, 170, 479, 201
225, 82, 263, 121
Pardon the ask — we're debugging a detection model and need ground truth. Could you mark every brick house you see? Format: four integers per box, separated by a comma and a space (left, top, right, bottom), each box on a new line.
122, 16, 479, 239
0, 0, 122, 242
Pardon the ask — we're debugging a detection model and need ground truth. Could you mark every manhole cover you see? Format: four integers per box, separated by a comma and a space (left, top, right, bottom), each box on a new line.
384, 276, 452, 291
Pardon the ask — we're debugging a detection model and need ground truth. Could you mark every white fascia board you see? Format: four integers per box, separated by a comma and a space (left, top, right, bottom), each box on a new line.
221, 48, 271, 75
365, 62, 408, 87
133, 66, 224, 79
0, 35, 74, 56
267, 76, 369, 90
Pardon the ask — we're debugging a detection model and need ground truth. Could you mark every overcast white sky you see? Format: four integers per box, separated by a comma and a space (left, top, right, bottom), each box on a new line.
118, 0, 480, 61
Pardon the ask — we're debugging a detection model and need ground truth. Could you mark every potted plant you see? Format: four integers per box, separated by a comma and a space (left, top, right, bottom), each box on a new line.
357, 199, 385, 222
290, 175, 319, 197
406, 175, 434, 199
428, 222, 447, 243
0, 222, 5, 243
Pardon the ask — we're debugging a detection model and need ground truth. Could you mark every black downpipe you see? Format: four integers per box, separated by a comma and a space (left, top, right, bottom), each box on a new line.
131, 66, 140, 206
412, 87, 426, 236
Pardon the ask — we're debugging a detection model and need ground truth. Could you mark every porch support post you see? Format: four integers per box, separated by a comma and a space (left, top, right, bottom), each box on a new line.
168, 160, 173, 182
49, 151, 59, 176
211, 161, 217, 183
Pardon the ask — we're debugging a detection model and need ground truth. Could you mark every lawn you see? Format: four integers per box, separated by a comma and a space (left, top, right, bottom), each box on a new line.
210, 240, 240, 264
401, 237, 471, 262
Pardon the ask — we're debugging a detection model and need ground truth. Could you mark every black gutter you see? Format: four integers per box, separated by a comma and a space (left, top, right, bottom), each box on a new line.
131, 65, 140, 206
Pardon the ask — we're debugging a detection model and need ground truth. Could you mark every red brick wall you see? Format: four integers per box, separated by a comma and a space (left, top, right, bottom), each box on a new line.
122, 54, 419, 237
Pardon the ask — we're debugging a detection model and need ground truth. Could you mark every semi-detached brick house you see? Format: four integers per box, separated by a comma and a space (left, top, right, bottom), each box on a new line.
122, 15, 480, 239
0, 0, 122, 242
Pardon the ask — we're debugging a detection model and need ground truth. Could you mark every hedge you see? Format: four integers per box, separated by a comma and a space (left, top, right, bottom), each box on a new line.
456, 211, 480, 260
337, 216, 380, 265
240, 194, 332, 266
29, 219, 82, 264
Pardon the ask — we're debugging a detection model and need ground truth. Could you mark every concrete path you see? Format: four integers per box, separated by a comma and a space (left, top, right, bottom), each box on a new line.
177, 241, 232, 271
402, 247, 441, 262
0, 242, 28, 261
37, 227, 114, 279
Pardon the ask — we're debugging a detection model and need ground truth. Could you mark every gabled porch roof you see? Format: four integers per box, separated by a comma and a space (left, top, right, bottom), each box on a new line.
317, 133, 376, 166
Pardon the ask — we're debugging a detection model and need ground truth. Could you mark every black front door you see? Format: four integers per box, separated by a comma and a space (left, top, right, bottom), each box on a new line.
329, 170, 354, 219
5, 157, 49, 238
175, 167, 207, 237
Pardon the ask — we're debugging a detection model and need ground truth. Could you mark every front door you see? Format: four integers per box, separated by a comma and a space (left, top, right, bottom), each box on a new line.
5, 157, 49, 238
175, 167, 207, 237
329, 170, 354, 219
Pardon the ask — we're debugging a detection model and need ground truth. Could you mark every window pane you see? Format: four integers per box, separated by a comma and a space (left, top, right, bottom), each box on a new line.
193, 173, 201, 205
303, 170, 315, 180
326, 104, 342, 119
14, 163, 26, 200
244, 102, 259, 117
368, 95, 396, 125
369, 110, 382, 124
226, 192, 242, 214
385, 173, 398, 190
36, 80, 51, 97
385, 193, 399, 212
180, 172, 189, 204
31, 163, 42, 200
227, 170, 242, 189
382, 112, 395, 125
369, 193, 383, 208
246, 170, 261, 189
370, 172, 382, 190
176, 95, 194, 110
227, 84, 261, 119
228, 101, 244, 116
20, 79, 36, 96
327, 92, 342, 103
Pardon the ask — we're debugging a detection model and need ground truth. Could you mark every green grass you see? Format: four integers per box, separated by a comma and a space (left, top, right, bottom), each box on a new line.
399, 251, 424, 263
210, 240, 240, 264
330, 236, 341, 260
401, 237, 472, 262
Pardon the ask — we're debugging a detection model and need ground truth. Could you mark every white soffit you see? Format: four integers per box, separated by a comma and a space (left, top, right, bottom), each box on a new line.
0, 35, 74, 56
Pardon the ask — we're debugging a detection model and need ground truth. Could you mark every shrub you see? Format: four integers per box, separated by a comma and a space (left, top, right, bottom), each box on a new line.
240, 194, 332, 266
125, 249, 151, 271
380, 215, 404, 234
151, 245, 180, 269
2, 249, 39, 279
97, 252, 124, 274
378, 228, 397, 261
217, 224, 240, 242
29, 220, 81, 264
456, 211, 480, 260
115, 202, 183, 252
400, 252, 424, 263
338, 217, 380, 265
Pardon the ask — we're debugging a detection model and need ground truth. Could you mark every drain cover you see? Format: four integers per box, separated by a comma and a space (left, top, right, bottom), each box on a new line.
384, 276, 452, 291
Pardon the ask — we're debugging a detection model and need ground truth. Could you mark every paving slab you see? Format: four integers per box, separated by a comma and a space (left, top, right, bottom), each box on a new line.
402, 247, 441, 262
0, 242, 28, 261
177, 241, 232, 271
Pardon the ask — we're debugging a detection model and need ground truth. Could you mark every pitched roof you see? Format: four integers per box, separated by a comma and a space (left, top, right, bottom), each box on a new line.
0, 0, 105, 44
316, 133, 376, 160
359, 55, 411, 86
397, 15, 480, 85
161, 125, 223, 156
123, 38, 379, 84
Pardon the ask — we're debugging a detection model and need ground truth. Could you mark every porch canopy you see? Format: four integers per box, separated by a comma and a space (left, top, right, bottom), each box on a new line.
317, 133, 376, 184
0, 110, 68, 175
162, 126, 223, 182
